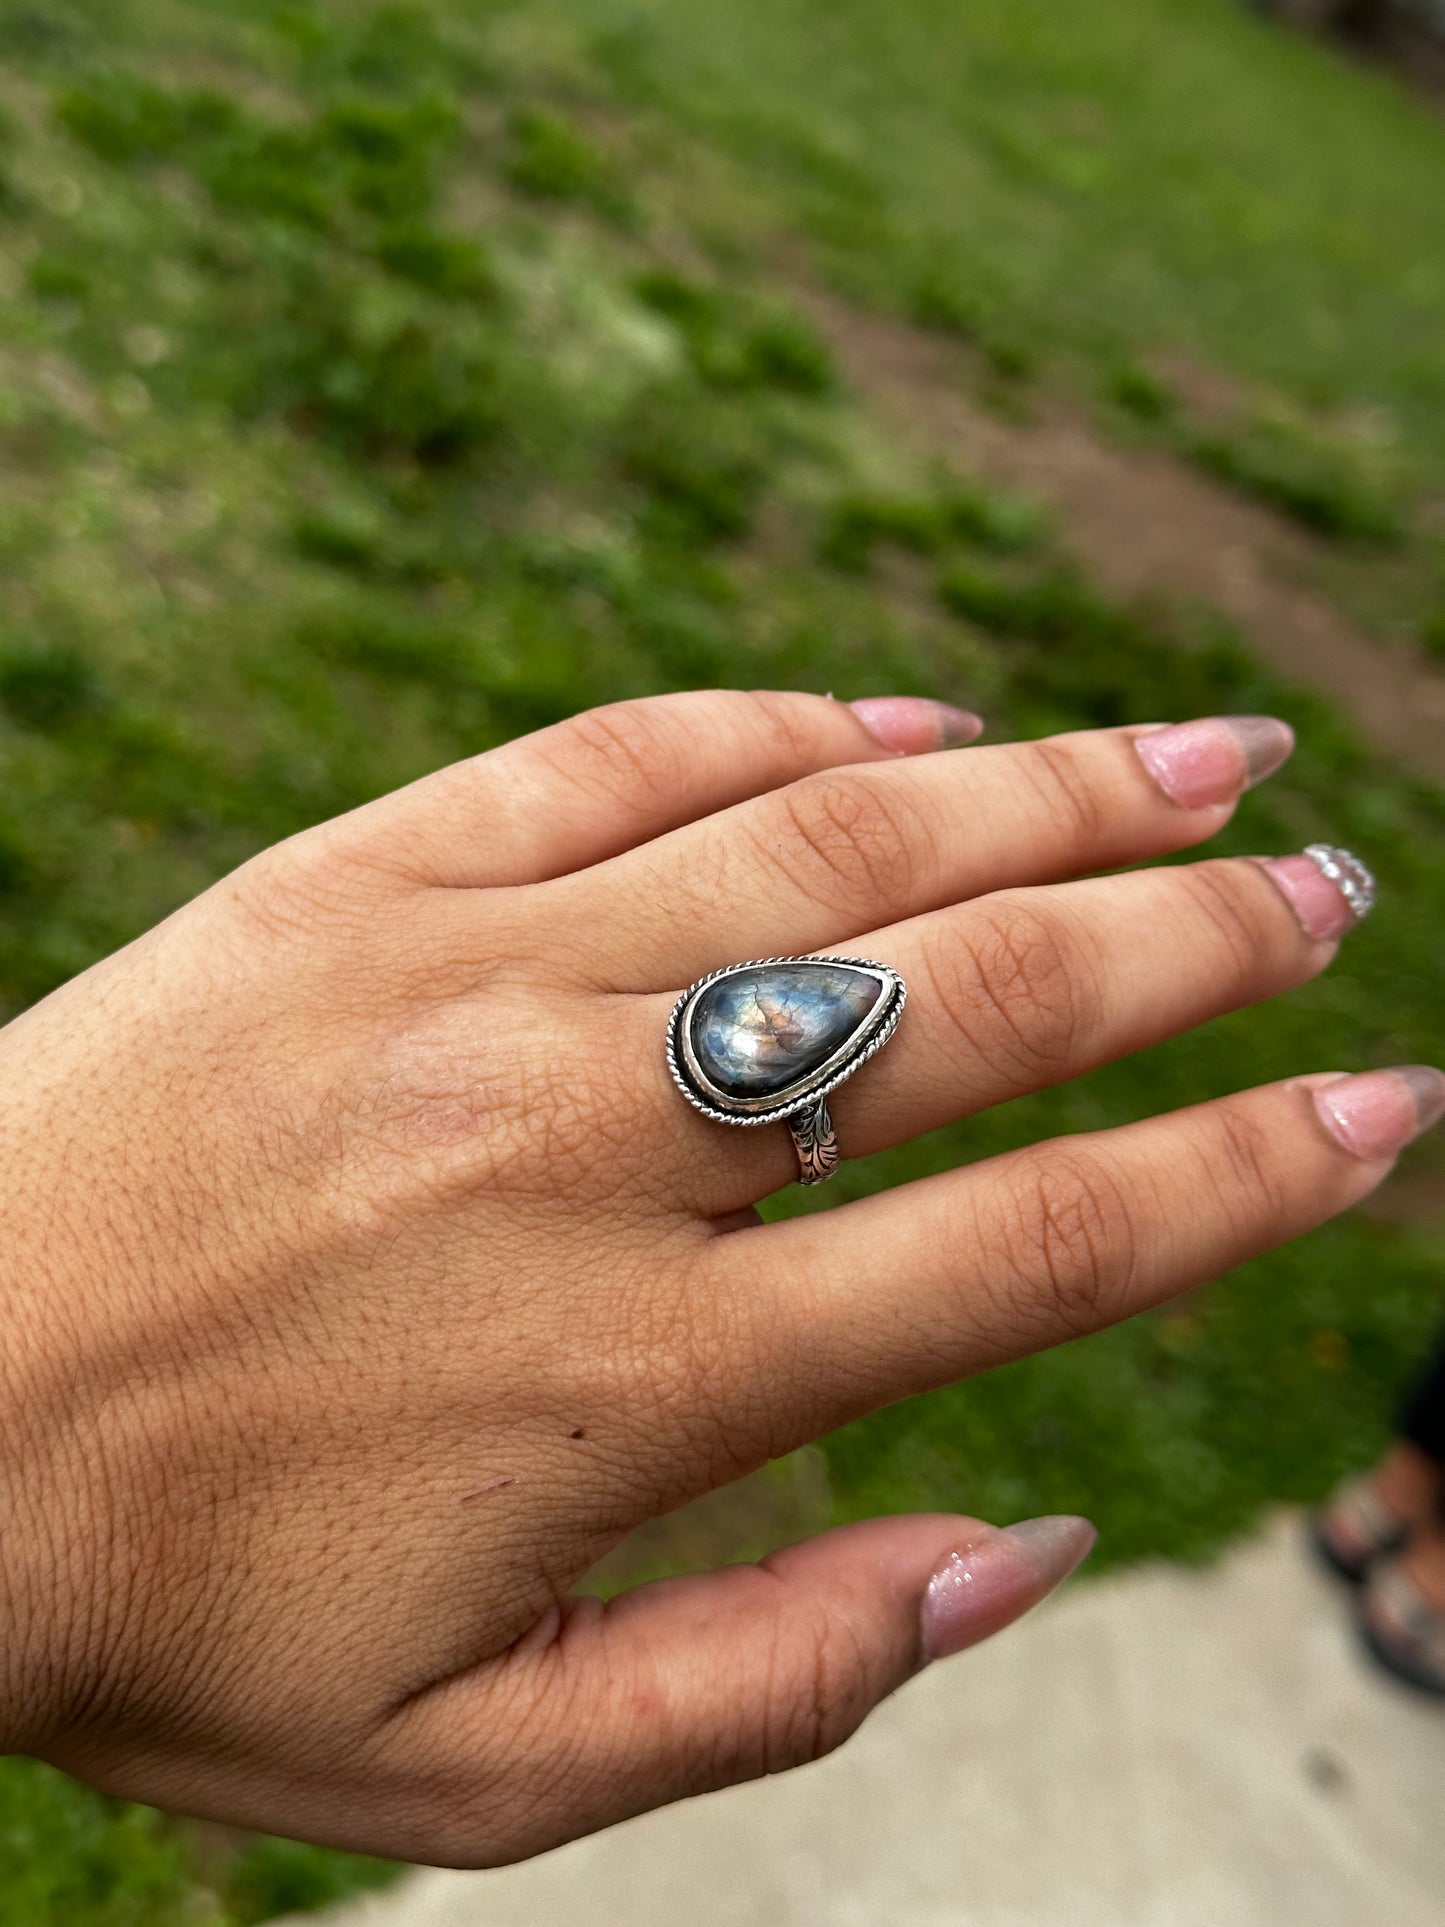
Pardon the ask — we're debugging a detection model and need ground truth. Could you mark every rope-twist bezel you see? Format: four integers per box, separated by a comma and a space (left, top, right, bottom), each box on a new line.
665, 954, 907, 1129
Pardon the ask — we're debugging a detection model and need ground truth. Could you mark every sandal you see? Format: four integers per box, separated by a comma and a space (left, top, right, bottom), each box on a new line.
1358, 1554, 1445, 1698
1313, 1474, 1411, 1584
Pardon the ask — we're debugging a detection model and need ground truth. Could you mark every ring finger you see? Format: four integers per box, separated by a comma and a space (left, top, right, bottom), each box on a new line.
638, 844, 1372, 1212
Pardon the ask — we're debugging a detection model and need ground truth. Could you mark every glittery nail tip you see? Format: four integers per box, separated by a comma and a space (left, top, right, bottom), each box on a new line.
921, 1516, 1096, 1662
849, 696, 984, 755
1135, 716, 1294, 810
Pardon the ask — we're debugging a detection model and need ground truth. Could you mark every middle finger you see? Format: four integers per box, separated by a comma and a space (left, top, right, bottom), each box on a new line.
538, 717, 1295, 990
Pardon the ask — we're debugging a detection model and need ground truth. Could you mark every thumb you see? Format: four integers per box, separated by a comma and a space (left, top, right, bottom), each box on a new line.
392, 1512, 1094, 1867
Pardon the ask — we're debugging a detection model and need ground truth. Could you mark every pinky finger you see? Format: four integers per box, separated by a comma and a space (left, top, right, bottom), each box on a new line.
725, 1066, 1445, 1448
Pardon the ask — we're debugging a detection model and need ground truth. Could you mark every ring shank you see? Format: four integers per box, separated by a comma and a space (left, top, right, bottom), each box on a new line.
788, 1097, 840, 1186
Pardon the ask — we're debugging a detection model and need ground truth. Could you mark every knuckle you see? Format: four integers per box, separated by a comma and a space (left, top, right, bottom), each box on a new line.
539, 690, 835, 831
335, 1001, 638, 1213
616, 1288, 775, 1495
767, 771, 929, 919
543, 700, 693, 818
508, 1054, 643, 1201
732, 687, 830, 768
991, 1147, 1139, 1338
1173, 862, 1273, 981
219, 836, 377, 946
1023, 739, 1109, 849
690, 1582, 876, 1785
925, 898, 1089, 1083
762, 1609, 875, 1772
398, 1678, 589, 1867
624, 1282, 735, 1419
1197, 1098, 1280, 1231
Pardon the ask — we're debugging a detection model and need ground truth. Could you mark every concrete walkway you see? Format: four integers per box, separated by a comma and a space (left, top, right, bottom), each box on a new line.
301, 1514, 1444, 1927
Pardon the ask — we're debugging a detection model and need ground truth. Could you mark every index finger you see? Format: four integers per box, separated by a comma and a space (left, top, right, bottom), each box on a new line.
322, 688, 979, 889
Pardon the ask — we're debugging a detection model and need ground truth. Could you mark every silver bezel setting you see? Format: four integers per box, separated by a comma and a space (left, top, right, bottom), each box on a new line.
666, 955, 907, 1128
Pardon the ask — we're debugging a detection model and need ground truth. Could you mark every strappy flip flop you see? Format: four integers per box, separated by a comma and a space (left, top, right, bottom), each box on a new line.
1359, 1554, 1445, 1698
1313, 1475, 1411, 1585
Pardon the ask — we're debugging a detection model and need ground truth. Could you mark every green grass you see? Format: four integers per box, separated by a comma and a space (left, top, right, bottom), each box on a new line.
1105, 363, 1411, 544
0, 1759, 394, 1925
553, 0, 1445, 452
1, 0, 1445, 1915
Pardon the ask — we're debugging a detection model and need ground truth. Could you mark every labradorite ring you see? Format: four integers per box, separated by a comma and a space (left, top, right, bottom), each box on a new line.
666, 956, 907, 1186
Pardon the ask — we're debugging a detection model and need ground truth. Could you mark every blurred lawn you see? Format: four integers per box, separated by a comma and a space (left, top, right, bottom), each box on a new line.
1, 0, 1444, 1917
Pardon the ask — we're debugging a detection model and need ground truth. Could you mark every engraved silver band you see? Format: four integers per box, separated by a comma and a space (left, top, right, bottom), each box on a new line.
1303, 844, 1377, 922
788, 1098, 840, 1187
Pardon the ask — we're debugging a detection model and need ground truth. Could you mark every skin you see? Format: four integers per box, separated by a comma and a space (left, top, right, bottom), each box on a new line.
0, 688, 1422, 1864
1370, 1446, 1445, 1610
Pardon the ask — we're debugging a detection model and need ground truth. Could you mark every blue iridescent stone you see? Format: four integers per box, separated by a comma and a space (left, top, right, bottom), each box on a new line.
689, 963, 882, 1102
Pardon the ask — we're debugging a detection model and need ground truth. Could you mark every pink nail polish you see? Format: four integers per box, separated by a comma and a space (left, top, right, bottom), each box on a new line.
1257, 845, 1376, 942
921, 1515, 1096, 1662
1312, 1066, 1445, 1161
1134, 716, 1294, 809
849, 696, 984, 755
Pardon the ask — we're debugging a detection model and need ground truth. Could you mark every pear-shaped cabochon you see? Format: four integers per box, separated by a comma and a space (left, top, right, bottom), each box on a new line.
688, 962, 883, 1102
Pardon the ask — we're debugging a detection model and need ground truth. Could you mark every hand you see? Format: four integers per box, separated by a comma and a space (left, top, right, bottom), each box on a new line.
0, 690, 1434, 1864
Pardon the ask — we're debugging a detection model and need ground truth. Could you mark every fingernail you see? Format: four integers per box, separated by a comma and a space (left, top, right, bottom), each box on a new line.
1257, 844, 1376, 942
921, 1515, 1096, 1663
849, 696, 984, 755
1312, 1066, 1445, 1161
1134, 716, 1294, 808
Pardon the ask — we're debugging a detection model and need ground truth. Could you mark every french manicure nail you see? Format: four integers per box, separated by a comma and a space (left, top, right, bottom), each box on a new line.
1257, 844, 1376, 942
1134, 715, 1295, 809
1312, 1066, 1445, 1161
849, 696, 984, 755
921, 1515, 1096, 1663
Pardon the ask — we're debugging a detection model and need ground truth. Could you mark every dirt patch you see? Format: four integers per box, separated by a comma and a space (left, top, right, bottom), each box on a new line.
806, 290, 1445, 781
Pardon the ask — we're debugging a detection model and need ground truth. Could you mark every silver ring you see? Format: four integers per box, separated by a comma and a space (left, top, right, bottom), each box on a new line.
1303, 844, 1376, 922
667, 956, 907, 1186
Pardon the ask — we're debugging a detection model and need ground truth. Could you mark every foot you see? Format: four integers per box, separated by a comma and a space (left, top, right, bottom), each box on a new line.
1399, 1519, 1445, 1613
1373, 1443, 1445, 1525
1315, 1445, 1443, 1582
1359, 1525, 1445, 1697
